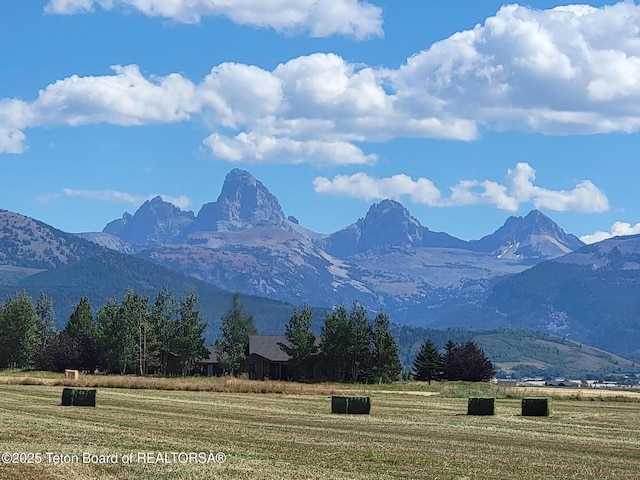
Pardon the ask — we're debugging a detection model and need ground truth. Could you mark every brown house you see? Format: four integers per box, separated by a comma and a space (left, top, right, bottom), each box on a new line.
198, 345, 225, 377
198, 336, 296, 379
245, 335, 290, 380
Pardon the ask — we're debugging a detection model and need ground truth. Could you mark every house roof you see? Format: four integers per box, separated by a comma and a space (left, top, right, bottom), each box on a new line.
199, 345, 221, 364
248, 335, 291, 363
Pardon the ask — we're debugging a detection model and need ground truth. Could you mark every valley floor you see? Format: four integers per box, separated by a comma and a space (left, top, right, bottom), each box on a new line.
1, 379, 639, 479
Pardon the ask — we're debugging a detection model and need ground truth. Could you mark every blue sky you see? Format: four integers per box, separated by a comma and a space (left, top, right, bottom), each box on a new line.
1, 0, 640, 243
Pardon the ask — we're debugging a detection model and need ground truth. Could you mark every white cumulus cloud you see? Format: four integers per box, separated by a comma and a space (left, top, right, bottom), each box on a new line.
43, 0, 384, 39
5, 3, 640, 161
580, 221, 640, 244
314, 163, 610, 214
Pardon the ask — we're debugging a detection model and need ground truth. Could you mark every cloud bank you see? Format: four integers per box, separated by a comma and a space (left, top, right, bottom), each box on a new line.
4, 3, 640, 164
313, 163, 610, 214
44, 0, 384, 39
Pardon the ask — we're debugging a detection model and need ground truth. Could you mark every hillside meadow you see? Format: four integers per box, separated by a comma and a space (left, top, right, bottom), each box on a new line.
1, 375, 640, 479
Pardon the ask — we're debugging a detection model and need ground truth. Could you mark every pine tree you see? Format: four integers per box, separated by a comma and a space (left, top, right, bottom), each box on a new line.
219, 293, 257, 375
372, 312, 402, 383
412, 339, 442, 384
320, 304, 350, 381
347, 302, 374, 383
64, 297, 98, 372
279, 304, 317, 380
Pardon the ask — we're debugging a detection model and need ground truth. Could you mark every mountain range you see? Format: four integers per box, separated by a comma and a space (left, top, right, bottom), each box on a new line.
78, 168, 585, 325
2, 168, 640, 365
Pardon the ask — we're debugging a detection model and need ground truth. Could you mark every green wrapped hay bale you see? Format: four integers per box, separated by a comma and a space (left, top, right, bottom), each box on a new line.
522, 398, 549, 417
331, 396, 348, 414
61, 388, 96, 407
331, 396, 371, 414
61, 387, 74, 406
347, 396, 371, 415
467, 397, 495, 416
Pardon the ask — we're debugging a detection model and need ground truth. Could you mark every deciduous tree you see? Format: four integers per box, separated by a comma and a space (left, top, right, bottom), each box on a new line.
442, 341, 495, 382
219, 293, 257, 375
279, 303, 317, 380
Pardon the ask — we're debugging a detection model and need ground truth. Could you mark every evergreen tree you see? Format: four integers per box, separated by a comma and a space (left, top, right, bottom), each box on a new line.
279, 304, 317, 380
0, 292, 40, 369
35, 293, 56, 348
412, 339, 442, 384
219, 293, 257, 375
443, 341, 495, 382
173, 292, 207, 376
372, 312, 402, 383
320, 304, 350, 381
64, 297, 98, 372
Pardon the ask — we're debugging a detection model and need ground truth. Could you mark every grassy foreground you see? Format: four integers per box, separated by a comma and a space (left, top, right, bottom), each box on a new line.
1, 383, 640, 479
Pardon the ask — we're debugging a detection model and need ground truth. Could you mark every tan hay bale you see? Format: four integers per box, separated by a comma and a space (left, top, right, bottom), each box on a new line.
64, 369, 79, 381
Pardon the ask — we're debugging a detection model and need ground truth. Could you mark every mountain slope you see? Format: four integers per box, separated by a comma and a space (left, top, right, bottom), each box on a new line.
0, 209, 106, 286
476, 235, 640, 357
3, 249, 297, 343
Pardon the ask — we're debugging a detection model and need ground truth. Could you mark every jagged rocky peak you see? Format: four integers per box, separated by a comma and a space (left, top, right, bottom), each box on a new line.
320, 199, 468, 258
191, 169, 286, 232
470, 209, 584, 260
359, 199, 425, 250
103, 196, 194, 246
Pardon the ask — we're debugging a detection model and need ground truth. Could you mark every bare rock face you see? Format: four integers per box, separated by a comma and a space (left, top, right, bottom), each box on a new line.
469, 210, 585, 262
189, 169, 286, 232
319, 199, 467, 258
103, 196, 194, 246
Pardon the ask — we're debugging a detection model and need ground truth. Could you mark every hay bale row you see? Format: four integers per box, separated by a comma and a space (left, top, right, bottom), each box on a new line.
465, 397, 550, 417
61, 388, 96, 407
331, 396, 371, 414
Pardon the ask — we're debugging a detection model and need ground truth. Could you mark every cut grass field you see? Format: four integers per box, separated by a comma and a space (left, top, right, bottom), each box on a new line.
1, 378, 640, 479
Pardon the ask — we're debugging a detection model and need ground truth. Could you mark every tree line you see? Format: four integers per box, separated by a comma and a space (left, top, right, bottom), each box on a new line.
0, 289, 207, 375
1, 289, 494, 384
217, 296, 402, 383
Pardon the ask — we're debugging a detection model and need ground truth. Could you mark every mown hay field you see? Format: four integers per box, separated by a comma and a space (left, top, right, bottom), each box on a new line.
1, 383, 639, 480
